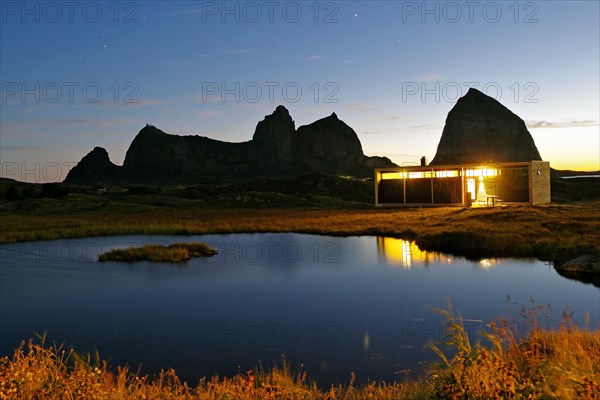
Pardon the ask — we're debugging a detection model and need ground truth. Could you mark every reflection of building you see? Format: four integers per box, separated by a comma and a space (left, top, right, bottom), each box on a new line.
375, 161, 550, 207
477, 258, 499, 269
376, 237, 454, 269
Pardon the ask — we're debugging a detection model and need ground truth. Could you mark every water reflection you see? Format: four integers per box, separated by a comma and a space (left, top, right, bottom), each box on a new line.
477, 258, 499, 269
376, 237, 455, 269
1, 234, 596, 386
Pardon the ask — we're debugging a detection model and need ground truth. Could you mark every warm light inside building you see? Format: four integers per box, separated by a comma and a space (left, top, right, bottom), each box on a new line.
409, 171, 431, 179
435, 170, 459, 178
376, 161, 550, 206
465, 168, 498, 178
381, 172, 405, 180
381, 169, 460, 180
476, 179, 487, 203
467, 178, 476, 200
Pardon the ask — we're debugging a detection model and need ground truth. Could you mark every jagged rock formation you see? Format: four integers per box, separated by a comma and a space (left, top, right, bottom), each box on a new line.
252, 105, 296, 157
295, 113, 364, 174
65, 107, 396, 184
430, 88, 542, 165
65, 147, 119, 184
250, 105, 297, 173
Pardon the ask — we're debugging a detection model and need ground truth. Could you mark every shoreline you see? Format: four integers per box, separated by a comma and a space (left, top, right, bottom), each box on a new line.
1, 204, 599, 284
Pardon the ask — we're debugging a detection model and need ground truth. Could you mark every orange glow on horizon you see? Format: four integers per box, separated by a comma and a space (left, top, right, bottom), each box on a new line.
530, 126, 599, 172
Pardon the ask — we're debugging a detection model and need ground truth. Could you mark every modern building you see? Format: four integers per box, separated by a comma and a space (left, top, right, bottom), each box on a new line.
375, 160, 550, 207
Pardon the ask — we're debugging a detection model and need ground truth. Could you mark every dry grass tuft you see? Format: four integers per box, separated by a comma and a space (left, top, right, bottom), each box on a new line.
98, 242, 217, 263
428, 302, 600, 399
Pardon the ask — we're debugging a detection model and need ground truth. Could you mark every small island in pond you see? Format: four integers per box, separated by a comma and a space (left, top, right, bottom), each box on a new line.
98, 243, 218, 263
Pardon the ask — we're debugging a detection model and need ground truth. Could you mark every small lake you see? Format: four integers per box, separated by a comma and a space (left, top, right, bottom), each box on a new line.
1, 233, 598, 385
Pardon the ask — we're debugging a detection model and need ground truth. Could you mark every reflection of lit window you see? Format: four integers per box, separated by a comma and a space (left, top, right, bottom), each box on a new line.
376, 237, 453, 268
478, 259, 498, 269
403, 240, 413, 267
377, 237, 415, 268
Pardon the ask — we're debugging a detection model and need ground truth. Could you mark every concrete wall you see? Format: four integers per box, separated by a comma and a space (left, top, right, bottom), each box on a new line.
529, 161, 551, 205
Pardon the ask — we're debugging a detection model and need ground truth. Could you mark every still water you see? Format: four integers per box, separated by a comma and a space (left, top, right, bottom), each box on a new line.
1, 233, 598, 384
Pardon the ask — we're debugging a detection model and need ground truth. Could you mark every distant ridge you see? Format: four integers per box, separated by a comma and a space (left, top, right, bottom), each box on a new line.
64, 106, 396, 184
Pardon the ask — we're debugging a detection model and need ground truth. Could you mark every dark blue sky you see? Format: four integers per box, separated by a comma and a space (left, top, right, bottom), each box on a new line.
1, 1, 599, 181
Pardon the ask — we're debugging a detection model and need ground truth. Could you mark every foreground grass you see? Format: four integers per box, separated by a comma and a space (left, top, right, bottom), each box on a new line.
428, 304, 600, 399
1, 310, 598, 400
1, 204, 599, 275
98, 242, 217, 263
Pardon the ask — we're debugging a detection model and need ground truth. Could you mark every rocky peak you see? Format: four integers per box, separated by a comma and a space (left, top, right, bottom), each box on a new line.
64, 146, 118, 184
252, 106, 295, 142
430, 88, 542, 165
251, 105, 296, 158
294, 112, 367, 174
123, 125, 174, 172
298, 113, 361, 147
88, 146, 110, 159
76, 147, 115, 169
275, 105, 290, 116
136, 124, 166, 137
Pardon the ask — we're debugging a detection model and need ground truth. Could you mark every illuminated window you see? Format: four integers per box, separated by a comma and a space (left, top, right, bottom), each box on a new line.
435, 170, 459, 178
381, 172, 404, 180
465, 167, 498, 178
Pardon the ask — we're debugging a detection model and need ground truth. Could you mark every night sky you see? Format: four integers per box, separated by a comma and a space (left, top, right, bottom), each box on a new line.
1, 1, 598, 182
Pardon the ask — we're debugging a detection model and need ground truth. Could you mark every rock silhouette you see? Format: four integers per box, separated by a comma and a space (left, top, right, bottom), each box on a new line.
65, 107, 395, 184
66, 92, 545, 185
65, 146, 118, 184
430, 88, 542, 165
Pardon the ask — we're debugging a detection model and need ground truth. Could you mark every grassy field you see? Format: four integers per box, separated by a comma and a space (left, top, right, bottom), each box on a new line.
1, 305, 598, 399
1, 203, 599, 281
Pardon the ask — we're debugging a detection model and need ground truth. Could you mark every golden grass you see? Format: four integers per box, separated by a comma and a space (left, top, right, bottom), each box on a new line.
428, 303, 600, 399
1, 204, 599, 267
98, 243, 217, 263
0, 337, 430, 400
2, 309, 598, 400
